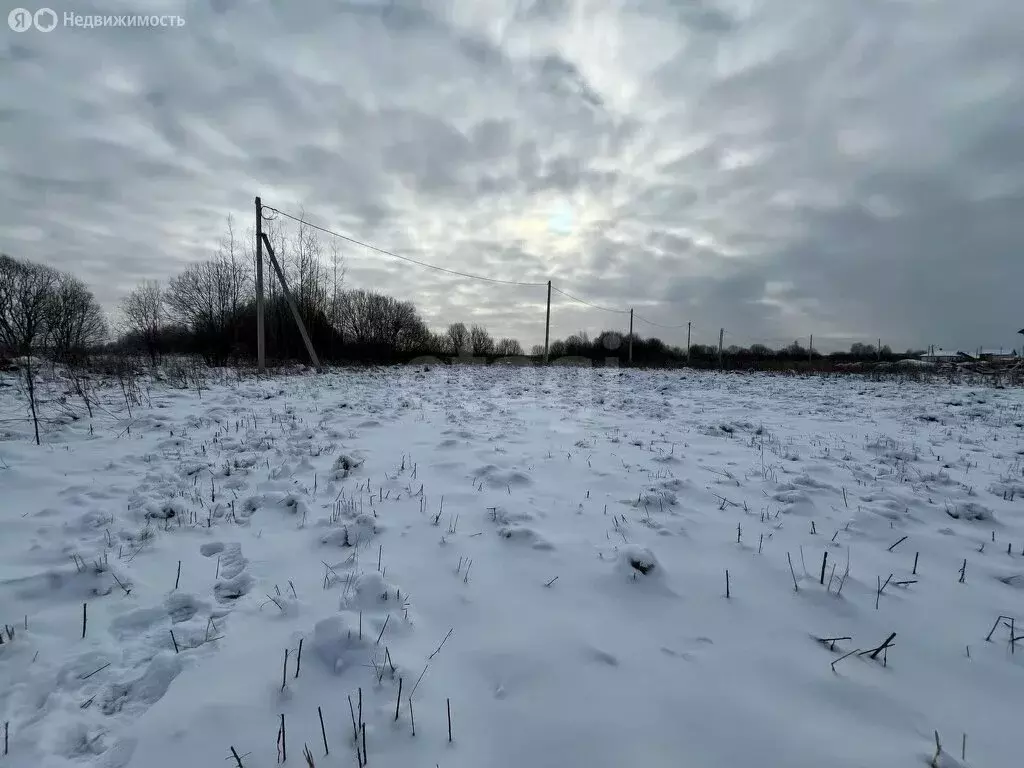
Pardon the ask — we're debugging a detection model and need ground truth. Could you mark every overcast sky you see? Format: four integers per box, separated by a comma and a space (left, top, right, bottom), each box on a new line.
2, 0, 1023, 353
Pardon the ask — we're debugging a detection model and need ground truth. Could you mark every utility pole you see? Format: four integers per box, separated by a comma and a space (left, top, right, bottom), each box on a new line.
628, 308, 634, 365
255, 196, 265, 373
543, 280, 551, 364
809, 334, 813, 364
686, 321, 691, 366
718, 328, 724, 369
878, 338, 882, 361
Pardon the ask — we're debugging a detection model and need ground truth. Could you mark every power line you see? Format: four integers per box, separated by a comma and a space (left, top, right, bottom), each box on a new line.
261, 205, 548, 288
550, 285, 630, 314
634, 314, 689, 330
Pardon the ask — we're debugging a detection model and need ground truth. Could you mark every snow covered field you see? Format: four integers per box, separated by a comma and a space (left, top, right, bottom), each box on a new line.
1, 365, 1022, 768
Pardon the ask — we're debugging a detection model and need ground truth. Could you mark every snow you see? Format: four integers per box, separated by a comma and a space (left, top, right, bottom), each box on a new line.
1, 366, 1022, 768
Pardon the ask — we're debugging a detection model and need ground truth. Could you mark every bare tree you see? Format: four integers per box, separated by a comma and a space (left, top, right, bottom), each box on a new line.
330, 241, 346, 344
469, 324, 495, 356
335, 289, 428, 352
120, 280, 164, 365
46, 272, 108, 360
447, 322, 470, 355
0, 254, 60, 445
495, 338, 523, 356
0, 254, 58, 356
164, 227, 250, 361
292, 211, 330, 320
563, 330, 590, 355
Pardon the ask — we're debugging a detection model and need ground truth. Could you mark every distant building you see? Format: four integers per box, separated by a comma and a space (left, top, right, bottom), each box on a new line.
920, 348, 971, 363
977, 348, 1019, 363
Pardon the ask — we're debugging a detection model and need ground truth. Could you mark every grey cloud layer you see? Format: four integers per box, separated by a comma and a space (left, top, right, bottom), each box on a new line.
1, 0, 1022, 351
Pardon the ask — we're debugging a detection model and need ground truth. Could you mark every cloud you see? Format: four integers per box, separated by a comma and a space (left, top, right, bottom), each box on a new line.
1, 0, 1022, 351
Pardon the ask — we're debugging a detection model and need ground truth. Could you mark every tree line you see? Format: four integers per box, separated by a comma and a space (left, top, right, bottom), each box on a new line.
2, 215, 924, 370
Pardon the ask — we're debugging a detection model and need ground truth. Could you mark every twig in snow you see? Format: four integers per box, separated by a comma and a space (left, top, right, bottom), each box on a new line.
985, 614, 1013, 642
816, 636, 852, 651
875, 574, 893, 609
428, 628, 453, 660
787, 552, 799, 592
544, 576, 559, 587
79, 662, 111, 679
447, 697, 452, 743
264, 594, 285, 612
111, 571, 132, 596
228, 746, 245, 767
318, 706, 328, 756
860, 631, 897, 661
888, 535, 908, 552
835, 548, 851, 597
830, 647, 861, 672
295, 638, 303, 678
348, 695, 358, 742
410, 664, 429, 698
281, 649, 289, 691
376, 615, 390, 645
278, 714, 287, 764
394, 677, 403, 721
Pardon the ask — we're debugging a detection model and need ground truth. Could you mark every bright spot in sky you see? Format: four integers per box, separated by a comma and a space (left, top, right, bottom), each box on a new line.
547, 200, 575, 235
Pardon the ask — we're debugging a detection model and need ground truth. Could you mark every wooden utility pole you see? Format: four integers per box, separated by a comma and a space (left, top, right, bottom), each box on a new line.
809, 334, 813, 364
878, 338, 882, 361
260, 233, 321, 371
543, 280, 551, 364
686, 321, 691, 365
255, 196, 265, 373
628, 308, 634, 365
718, 328, 724, 368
